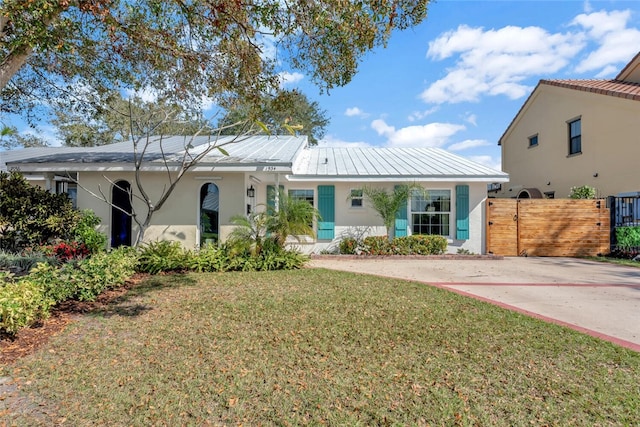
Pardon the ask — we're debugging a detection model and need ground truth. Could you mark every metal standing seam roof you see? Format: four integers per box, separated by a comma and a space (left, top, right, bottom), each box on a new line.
3, 137, 508, 182
3, 135, 309, 170
290, 147, 508, 181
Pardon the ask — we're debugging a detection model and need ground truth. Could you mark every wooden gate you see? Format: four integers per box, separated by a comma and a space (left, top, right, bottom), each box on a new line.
486, 199, 610, 257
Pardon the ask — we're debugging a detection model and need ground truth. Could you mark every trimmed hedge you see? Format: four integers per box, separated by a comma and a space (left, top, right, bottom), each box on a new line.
339, 234, 448, 255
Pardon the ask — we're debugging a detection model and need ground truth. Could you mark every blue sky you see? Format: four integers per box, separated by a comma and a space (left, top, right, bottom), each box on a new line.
279, 0, 640, 171
5, 0, 640, 173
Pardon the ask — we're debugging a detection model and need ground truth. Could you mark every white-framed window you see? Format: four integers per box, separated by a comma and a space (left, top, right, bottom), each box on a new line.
56, 181, 78, 209
288, 189, 315, 228
350, 188, 363, 208
288, 189, 314, 206
410, 189, 451, 236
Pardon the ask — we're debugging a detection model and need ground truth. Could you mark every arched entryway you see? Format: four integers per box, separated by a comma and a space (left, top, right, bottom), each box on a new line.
111, 180, 133, 248
200, 183, 219, 245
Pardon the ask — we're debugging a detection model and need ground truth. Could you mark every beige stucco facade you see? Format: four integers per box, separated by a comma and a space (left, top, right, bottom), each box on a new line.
74, 171, 489, 254
496, 53, 640, 199
5, 136, 507, 254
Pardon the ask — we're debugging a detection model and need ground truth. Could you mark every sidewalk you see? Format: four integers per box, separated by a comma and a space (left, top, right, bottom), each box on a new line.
308, 257, 640, 351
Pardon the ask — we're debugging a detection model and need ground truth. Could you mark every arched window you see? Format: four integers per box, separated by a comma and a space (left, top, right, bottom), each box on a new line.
200, 183, 219, 245
111, 180, 132, 247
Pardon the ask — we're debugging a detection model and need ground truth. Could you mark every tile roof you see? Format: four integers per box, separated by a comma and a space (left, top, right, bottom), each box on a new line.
291, 147, 508, 181
540, 79, 640, 101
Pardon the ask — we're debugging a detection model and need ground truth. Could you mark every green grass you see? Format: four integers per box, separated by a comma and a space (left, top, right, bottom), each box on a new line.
4, 269, 640, 425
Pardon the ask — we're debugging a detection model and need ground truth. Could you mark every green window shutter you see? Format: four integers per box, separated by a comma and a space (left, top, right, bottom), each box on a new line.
317, 185, 335, 240
267, 185, 276, 211
456, 185, 469, 240
394, 185, 408, 237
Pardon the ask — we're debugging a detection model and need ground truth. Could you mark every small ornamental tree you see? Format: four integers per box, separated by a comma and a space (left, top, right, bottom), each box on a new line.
0, 170, 80, 252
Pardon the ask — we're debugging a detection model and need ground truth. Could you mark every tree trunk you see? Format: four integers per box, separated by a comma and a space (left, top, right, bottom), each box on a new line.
0, 46, 32, 90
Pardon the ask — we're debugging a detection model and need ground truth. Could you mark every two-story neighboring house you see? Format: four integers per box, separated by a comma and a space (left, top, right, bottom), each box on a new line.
494, 52, 640, 200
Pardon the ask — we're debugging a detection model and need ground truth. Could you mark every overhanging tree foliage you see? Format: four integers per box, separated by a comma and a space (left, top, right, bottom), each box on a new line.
3, 0, 431, 247
2, 0, 430, 122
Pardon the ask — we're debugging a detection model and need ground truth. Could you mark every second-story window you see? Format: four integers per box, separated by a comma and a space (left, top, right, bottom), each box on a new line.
568, 118, 581, 155
528, 134, 538, 148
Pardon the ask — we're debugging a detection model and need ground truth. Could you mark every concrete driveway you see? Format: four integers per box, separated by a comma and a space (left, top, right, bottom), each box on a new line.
308, 257, 640, 352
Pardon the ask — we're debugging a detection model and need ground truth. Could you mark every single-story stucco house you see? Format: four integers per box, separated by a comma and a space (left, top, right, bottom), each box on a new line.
1, 135, 508, 254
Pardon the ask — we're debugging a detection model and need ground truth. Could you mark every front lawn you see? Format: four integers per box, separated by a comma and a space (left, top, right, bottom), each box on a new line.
3, 269, 639, 425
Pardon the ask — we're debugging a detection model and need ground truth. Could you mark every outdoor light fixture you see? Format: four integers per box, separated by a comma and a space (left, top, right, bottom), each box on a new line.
247, 185, 255, 198
593, 172, 599, 177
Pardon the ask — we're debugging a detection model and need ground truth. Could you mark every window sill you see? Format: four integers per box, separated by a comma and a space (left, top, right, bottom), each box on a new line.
567, 152, 582, 158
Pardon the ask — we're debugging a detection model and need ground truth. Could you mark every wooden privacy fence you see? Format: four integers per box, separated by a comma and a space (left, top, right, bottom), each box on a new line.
486, 199, 610, 257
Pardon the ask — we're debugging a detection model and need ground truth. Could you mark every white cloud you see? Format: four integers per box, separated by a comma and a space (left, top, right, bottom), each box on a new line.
407, 107, 439, 122
345, 107, 369, 118
571, 10, 640, 75
468, 155, 502, 171
422, 24, 583, 104
317, 135, 372, 148
279, 71, 304, 86
421, 8, 640, 105
448, 139, 491, 151
464, 113, 477, 126
371, 119, 465, 148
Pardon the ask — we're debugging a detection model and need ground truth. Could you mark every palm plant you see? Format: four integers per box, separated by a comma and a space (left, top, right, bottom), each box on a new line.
267, 192, 321, 248
228, 212, 269, 255
361, 184, 425, 241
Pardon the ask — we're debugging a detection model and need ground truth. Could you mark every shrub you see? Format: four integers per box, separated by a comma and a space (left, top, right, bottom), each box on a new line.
188, 241, 308, 273
73, 210, 108, 254
362, 236, 392, 255
569, 185, 596, 199
0, 279, 53, 335
137, 241, 192, 274
253, 245, 308, 271
188, 243, 231, 272
0, 170, 80, 252
29, 262, 77, 304
616, 226, 640, 251
72, 248, 138, 301
52, 241, 90, 262
399, 235, 448, 255
0, 250, 58, 275
359, 235, 448, 256
339, 237, 358, 254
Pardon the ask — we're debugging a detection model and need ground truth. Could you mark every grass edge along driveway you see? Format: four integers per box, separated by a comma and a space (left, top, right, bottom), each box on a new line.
3, 269, 639, 426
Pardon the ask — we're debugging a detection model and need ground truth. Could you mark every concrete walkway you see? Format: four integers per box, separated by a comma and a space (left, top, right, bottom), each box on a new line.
308, 257, 640, 352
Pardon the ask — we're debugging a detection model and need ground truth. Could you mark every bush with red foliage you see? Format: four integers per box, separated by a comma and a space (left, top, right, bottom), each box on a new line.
52, 241, 90, 262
